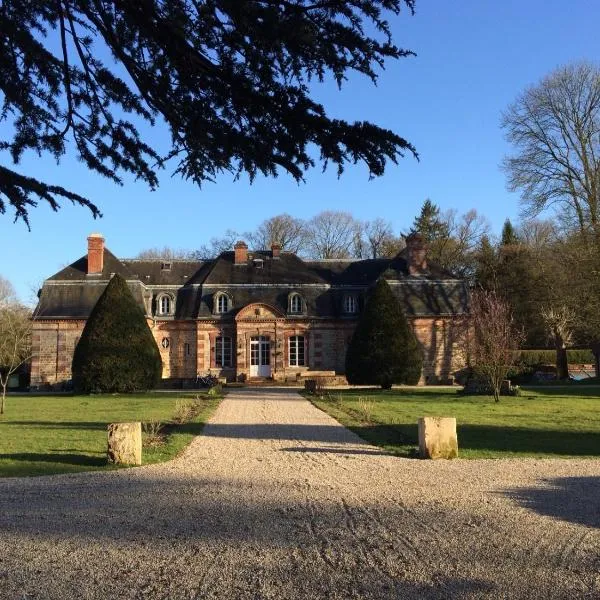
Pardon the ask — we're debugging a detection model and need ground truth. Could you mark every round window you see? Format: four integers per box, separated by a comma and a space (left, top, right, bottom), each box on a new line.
161, 337, 170, 349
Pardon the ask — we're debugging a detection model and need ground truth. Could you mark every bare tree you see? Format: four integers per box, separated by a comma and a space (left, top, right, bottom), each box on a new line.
541, 305, 574, 380
469, 289, 524, 402
306, 211, 357, 259
365, 218, 395, 258
502, 62, 600, 244
247, 214, 308, 253
136, 247, 195, 260
193, 229, 241, 260
430, 209, 490, 278
0, 276, 16, 306
0, 299, 32, 414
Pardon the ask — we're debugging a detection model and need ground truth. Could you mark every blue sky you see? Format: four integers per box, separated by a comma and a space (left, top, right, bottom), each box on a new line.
2, 0, 599, 302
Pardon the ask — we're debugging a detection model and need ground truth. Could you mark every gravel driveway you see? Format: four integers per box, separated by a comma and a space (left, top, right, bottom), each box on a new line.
1, 388, 599, 599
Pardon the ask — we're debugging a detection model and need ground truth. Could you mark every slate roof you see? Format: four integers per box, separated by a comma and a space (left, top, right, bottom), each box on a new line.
34, 245, 469, 320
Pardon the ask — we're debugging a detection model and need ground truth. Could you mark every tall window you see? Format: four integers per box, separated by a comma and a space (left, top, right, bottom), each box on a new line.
343, 294, 358, 314
289, 336, 305, 366
216, 294, 229, 313
290, 293, 302, 314
158, 294, 172, 315
215, 336, 232, 367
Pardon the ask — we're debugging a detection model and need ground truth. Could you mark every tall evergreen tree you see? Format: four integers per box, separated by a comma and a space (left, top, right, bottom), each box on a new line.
473, 234, 498, 290
346, 279, 422, 388
72, 274, 162, 393
410, 199, 449, 242
500, 219, 519, 246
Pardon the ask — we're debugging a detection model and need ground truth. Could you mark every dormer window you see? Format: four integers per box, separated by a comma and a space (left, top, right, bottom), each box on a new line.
289, 293, 303, 314
157, 293, 174, 316
215, 292, 230, 314
253, 258, 264, 269
343, 294, 358, 314
161, 262, 172, 271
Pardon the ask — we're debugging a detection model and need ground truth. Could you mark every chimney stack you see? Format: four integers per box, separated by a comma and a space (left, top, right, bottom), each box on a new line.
405, 233, 428, 276
271, 243, 281, 259
234, 240, 248, 265
87, 233, 105, 275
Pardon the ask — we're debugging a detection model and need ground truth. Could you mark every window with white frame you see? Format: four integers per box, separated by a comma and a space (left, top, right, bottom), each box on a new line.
289, 335, 306, 366
215, 336, 232, 367
216, 293, 229, 313
157, 294, 173, 315
289, 293, 303, 314
343, 294, 358, 314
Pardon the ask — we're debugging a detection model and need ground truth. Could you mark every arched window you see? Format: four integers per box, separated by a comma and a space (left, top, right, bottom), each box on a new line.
289, 293, 303, 314
343, 294, 358, 314
157, 293, 173, 315
216, 293, 229, 314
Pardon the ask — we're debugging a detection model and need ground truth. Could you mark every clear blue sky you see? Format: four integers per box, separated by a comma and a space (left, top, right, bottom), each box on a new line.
2, 0, 599, 302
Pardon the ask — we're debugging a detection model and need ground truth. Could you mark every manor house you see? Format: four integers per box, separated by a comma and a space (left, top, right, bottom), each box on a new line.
31, 233, 469, 387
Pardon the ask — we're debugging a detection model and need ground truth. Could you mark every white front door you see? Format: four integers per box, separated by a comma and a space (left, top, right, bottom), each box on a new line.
250, 336, 271, 377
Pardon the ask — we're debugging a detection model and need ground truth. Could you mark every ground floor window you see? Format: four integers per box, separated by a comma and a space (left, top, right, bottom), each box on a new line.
289, 335, 306, 366
215, 336, 232, 367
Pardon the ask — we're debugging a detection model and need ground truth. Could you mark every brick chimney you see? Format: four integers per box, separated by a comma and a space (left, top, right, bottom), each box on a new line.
271, 243, 281, 259
234, 240, 248, 265
87, 233, 105, 275
405, 232, 428, 275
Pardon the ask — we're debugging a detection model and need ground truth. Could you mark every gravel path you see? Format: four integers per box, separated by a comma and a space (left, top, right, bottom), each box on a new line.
1, 388, 599, 599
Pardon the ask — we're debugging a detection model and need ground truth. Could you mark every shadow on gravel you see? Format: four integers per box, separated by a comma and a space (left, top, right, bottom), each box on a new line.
0, 452, 106, 466
502, 476, 600, 529
280, 446, 391, 456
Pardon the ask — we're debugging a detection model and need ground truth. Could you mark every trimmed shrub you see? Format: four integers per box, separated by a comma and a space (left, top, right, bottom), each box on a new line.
345, 278, 422, 388
516, 349, 594, 366
72, 274, 162, 393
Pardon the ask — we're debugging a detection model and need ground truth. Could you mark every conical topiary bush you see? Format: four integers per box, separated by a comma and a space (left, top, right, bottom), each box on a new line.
72, 274, 162, 393
345, 278, 422, 389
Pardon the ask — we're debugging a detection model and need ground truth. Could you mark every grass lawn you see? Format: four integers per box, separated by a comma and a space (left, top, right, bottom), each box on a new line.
309, 386, 600, 459
0, 392, 222, 477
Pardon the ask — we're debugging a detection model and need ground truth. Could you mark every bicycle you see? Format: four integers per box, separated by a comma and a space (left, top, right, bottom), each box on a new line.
196, 373, 219, 388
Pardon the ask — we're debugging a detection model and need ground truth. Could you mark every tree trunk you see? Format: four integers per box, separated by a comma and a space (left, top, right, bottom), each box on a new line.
0, 381, 6, 415
555, 338, 569, 380
492, 379, 500, 403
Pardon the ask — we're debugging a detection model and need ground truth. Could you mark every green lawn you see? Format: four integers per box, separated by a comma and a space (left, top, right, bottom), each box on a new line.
309, 386, 600, 458
0, 392, 221, 477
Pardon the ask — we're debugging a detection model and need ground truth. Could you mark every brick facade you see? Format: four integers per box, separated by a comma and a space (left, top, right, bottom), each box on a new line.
30, 235, 469, 387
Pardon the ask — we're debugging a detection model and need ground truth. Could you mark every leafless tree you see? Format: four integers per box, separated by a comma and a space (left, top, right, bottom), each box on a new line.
430, 209, 490, 278
247, 214, 308, 253
0, 276, 16, 307
502, 61, 600, 245
469, 289, 524, 402
541, 305, 574, 380
0, 298, 32, 414
306, 211, 357, 259
365, 218, 395, 258
136, 247, 195, 260
193, 229, 241, 260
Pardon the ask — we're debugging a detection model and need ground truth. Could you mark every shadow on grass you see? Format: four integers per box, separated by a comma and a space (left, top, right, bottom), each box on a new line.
2, 421, 108, 430
348, 423, 600, 457
0, 452, 106, 466
502, 476, 600, 528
